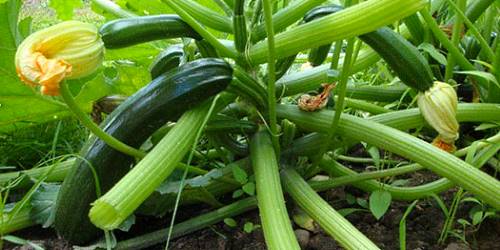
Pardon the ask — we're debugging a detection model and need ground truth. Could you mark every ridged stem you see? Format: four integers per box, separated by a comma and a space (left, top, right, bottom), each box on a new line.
341, 97, 391, 114
250, 130, 300, 250
0, 159, 74, 189
233, 0, 247, 53
262, 0, 280, 155
282, 168, 380, 250
276, 47, 381, 96
251, 0, 327, 42
0, 205, 34, 234
276, 104, 500, 209
444, 0, 466, 81
320, 141, 499, 201
165, 0, 237, 58
248, 0, 426, 64
89, 102, 215, 230
169, 0, 233, 33
312, 132, 499, 193
60, 81, 146, 158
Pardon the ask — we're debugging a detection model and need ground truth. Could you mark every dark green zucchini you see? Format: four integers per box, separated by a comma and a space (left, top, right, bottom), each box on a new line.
304, 5, 434, 92
149, 45, 184, 79
54, 58, 233, 244
303, 5, 343, 66
359, 27, 434, 92
275, 54, 298, 80
99, 15, 202, 49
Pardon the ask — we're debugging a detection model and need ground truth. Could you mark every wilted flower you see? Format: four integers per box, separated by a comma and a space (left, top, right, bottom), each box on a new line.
417, 81, 459, 151
15, 21, 104, 95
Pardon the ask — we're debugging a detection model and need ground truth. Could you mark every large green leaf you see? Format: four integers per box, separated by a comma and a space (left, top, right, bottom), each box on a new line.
49, 0, 83, 20
0, 0, 71, 134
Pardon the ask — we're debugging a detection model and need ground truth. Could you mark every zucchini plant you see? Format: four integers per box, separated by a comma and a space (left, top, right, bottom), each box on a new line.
2, 0, 499, 249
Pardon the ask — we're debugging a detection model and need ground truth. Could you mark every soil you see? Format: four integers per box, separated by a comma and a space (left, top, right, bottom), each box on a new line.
4, 168, 499, 250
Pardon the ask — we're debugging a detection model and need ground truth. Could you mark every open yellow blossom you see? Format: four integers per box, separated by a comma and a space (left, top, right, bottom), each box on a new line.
15, 21, 104, 95
417, 81, 459, 152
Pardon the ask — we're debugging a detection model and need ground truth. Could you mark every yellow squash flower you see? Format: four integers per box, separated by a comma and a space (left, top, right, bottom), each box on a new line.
417, 81, 459, 152
15, 21, 104, 96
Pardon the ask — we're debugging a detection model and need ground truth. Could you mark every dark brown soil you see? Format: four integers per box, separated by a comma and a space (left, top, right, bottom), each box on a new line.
5, 189, 499, 250
4, 171, 499, 250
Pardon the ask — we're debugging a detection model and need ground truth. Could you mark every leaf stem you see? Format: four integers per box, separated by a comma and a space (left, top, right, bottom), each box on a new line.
444, 0, 466, 81
59, 81, 146, 158
165, 0, 238, 58
262, 0, 280, 155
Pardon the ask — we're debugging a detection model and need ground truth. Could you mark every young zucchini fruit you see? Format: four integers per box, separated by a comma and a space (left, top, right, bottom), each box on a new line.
149, 45, 184, 79
99, 15, 202, 49
303, 5, 343, 66
54, 58, 233, 244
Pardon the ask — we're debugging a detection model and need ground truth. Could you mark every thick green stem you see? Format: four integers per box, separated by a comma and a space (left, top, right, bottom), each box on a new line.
321, 141, 499, 201
250, 130, 300, 250
89, 101, 216, 230
233, 0, 247, 53
444, 0, 466, 81
248, 0, 426, 64
0, 159, 73, 189
276, 104, 500, 209
282, 168, 380, 249
324, 37, 356, 145
252, 0, 327, 42
0, 205, 34, 234
342, 97, 391, 114
165, 0, 237, 58
59, 81, 146, 158
262, 0, 280, 155
170, 0, 233, 33
276, 47, 381, 96
313, 132, 500, 193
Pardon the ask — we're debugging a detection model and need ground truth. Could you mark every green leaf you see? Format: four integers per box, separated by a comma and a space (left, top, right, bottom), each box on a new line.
105, 43, 162, 62
242, 182, 255, 195
49, 0, 83, 20
369, 190, 392, 220
231, 165, 248, 184
471, 210, 483, 225
108, 62, 151, 95
0, 1, 70, 133
455, 71, 500, 88
232, 189, 244, 198
474, 122, 500, 131
223, 218, 237, 227
366, 145, 380, 168
356, 198, 368, 209
243, 222, 259, 233
116, 0, 173, 15
74, 73, 114, 112
419, 43, 447, 65
30, 183, 60, 228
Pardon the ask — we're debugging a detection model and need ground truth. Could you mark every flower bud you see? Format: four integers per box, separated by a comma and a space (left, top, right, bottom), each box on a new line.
417, 81, 459, 150
15, 21, 104, 95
